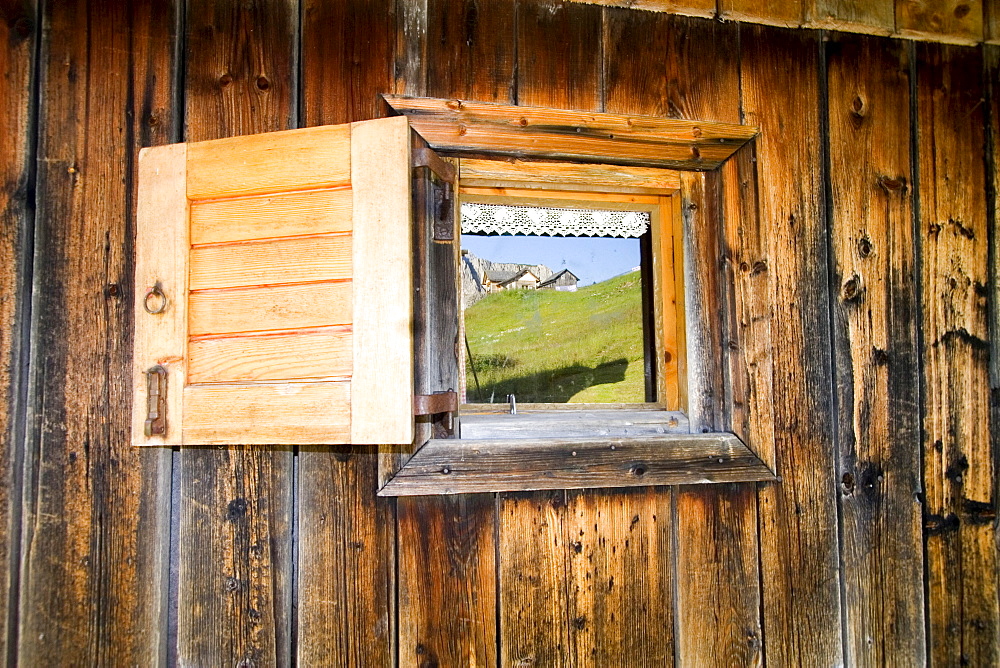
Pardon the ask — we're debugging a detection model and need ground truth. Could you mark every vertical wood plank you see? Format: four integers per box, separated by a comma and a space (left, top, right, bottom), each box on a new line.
301, 0, 395, 127
178, 1, 296, 665
741, 24, 845, 666
987, 0, 1000, 42
564, 488, 674, 665
497, 4, 603, 664
826, 33, 925, 666
897, 0, 984, 44
499, 491, 570, 667
397, 495, 497, 667
426, 0, 516, 104
0, 0, 36, 661
395, 3, 505, 662
296, 3, 398, 663
516, 0, 603, 110
609, 14, 767, 664
917, 42, 999, 666
18, 0, 176, 664
988, 41, 1000, 668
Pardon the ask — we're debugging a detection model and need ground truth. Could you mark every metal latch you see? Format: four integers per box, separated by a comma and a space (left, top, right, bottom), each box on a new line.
144, 365, 167, 437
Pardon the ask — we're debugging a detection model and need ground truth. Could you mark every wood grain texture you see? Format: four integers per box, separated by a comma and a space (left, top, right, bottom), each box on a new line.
296, 445, 395, 665
606, 13, 768, 664
0, 0, 35, 660
295, 9, 397, 662
187, 329, 352, 383
804, 0, 895, 33
397, 495, 497, 667
460, 158, 681, 193
988, 0, 1000, 41
517, 0, 603, 110
386, 95, 757, 170
564, 487, 675, 665
188, 280, 353, 335
917, 42, 998, 666
897, 0, 984, 43
500, 491, 571, 666
426, 0, 515, 103
719, 0, 803, 26
178, 0, 297, 663
186, 124, 352, 200
301, 0, 395, 126
183, 381, 351, 444
989, 42, 1000, 668
189, 187, 352, 245
132, 144, 188, 446
380, 434, 775, 496
350, 116, 414, 445
18, 0, 175, 664
571, 0, 715, 18
189, 234, 353, 290
826, 33, 926, 665
741, 24, 844, 666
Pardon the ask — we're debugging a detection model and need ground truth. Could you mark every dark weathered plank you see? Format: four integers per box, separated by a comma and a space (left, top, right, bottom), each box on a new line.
381, 434, 774, 496
178, 1, 296, 665
826, 32, 925, 665
426, 0, 515, 103
384, 95, 757, 170
499, 491, 570, 666
741, 24, 844, 665
296, 446, 395, 666
296, 3, 397, 662
805, 0, 894, 33
564, 487, 675, 665
917, 42, 998, 666
516, 0, 603, 110
989, 43, 1000, 667
897, 0, 984, 44
301, 0, 395, 126
18, 0, 175, 664
612, 14, 769, 664
397, 495, 497, 666
0, 0, 35, 661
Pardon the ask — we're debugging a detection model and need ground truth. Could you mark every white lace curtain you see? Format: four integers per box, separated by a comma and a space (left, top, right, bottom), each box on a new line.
460, 202, 650, 238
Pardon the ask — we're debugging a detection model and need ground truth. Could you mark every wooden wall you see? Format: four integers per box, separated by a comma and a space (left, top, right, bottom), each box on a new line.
0, 0, 997, 665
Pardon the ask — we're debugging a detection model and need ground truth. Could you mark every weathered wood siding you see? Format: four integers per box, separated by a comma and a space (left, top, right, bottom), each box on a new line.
1, 1, 997, 665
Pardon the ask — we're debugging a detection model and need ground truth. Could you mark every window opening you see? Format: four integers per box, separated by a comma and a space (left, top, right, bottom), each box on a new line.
456, 187, 685, 413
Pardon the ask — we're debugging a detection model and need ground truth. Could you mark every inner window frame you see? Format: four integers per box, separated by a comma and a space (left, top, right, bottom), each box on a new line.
455, 178, 687, 415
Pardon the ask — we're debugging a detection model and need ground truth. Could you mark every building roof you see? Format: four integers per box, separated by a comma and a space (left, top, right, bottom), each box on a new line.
538, 269, 579, 288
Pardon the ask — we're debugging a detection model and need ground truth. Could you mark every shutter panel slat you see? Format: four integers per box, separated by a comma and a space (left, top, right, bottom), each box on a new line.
188, 282, 352, 335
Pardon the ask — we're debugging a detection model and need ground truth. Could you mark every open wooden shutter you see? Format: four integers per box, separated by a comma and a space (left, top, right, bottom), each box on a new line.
132, 116, 415, 446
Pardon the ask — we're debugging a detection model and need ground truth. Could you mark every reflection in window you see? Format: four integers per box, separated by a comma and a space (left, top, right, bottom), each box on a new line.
460, 203, 649, 404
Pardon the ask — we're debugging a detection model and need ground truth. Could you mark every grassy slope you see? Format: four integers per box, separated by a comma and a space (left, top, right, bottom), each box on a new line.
463, 271, 644, 403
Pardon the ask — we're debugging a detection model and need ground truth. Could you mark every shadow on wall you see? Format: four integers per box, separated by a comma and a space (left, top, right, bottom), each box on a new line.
469, 358, 629, 403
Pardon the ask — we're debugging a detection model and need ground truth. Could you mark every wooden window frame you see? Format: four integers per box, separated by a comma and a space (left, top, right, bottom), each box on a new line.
377, 96, 777, 496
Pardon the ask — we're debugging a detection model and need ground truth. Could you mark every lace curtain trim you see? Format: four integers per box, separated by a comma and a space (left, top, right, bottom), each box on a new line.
460, 202, 650, 238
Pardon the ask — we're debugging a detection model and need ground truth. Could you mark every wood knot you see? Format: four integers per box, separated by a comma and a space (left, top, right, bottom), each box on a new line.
14, 17, 33, 39
256, 76, 270, 91
850, 94, 867, 118
857, 236, 874, 258
691, 126, 703, 138
690, 145, 701, 160
630, 464, 646, 476
841, 275, 862, 303
877, 175, 906, 193
218, 73, 233, 87
954, 3, 971, 18
446, 99, 463, 110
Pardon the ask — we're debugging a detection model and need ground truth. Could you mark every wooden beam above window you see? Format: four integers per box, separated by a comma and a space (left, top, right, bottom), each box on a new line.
383, 95, 757, 171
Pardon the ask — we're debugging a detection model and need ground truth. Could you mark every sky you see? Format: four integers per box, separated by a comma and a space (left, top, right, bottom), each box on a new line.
461, 234, 641, 285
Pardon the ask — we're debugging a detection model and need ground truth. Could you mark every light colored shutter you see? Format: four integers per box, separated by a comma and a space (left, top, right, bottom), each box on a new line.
132, 116, 414, 446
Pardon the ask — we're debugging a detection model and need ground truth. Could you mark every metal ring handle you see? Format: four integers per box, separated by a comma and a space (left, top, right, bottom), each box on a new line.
143, 284, 168, 314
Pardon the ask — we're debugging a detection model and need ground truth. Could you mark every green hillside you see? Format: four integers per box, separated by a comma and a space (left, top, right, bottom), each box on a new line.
463, 271, 644, 403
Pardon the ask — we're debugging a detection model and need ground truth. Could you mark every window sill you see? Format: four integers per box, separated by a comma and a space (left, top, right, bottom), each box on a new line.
378, 413, 776, 496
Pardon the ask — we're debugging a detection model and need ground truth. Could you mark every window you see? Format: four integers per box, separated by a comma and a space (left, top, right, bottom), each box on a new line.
131, 97, 775, 495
